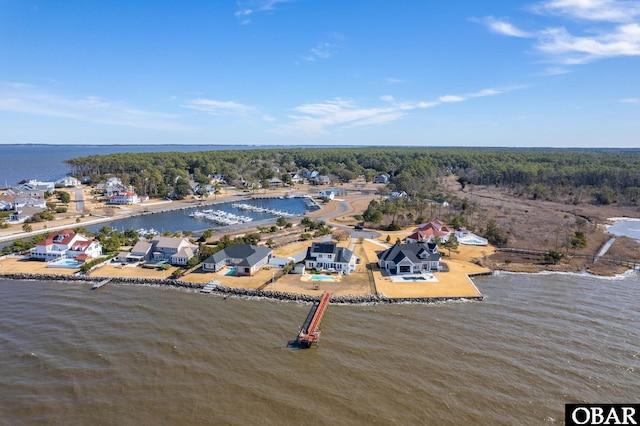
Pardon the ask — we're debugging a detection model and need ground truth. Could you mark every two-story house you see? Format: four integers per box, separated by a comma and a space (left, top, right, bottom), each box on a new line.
304, 242, 358, 274
30, 229, 102, 262
377, 242, 442, 275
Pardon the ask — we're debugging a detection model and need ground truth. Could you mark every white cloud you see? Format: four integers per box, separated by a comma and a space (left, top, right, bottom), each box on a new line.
480, 0, 640, 65
530, 0, 640, 23
181, 98, 255, 115
302, 33, 345, 62
540, 66, 571, 75
439, 95, 465, 103
480, 16, 534, 37
235, 0, 294, 24
385, 77, 405, 84
0, 83, 189, 131
536, 23, 640, 63
273, 86, 513, 136
619, 97, 639, 103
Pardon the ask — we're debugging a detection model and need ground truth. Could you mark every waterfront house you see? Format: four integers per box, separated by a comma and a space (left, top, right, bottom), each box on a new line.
126, 240, 155, 262
30, 229, 102, 262
202, 244, 272, 276
377, 242, 442, 275
406, 221, 451, 243
150, 236, 198, 265
304, 242, 358, 274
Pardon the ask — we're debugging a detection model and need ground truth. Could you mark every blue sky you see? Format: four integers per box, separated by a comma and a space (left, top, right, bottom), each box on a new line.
0, 0, 638, 147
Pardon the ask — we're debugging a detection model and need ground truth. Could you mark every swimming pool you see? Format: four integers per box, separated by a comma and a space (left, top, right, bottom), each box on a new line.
308, 275, 337, 281
224, 267, 236, 276
47, 259, 83, 268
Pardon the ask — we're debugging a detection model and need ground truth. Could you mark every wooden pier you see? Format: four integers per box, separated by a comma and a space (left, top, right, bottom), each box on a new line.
297, 292, 331, 348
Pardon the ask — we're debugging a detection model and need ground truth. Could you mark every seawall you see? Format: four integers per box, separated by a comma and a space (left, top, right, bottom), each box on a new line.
0, 273, 484, 304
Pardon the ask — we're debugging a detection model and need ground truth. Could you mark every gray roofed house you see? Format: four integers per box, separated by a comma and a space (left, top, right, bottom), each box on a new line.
304, 241, 358, 274
126, 240, 154, 262
202, 244, 272, 276
377, 242, 442, 275
150, 236, 198, 265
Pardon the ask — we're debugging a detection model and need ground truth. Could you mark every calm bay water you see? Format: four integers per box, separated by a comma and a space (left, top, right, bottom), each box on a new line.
87, 197, 312, 234
1, 272, 638, 425
0, 144, 285, 187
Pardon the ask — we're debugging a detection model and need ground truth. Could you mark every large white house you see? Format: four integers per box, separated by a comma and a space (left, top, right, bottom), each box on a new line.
304, 241, 358, 274
30, 229, 102, 262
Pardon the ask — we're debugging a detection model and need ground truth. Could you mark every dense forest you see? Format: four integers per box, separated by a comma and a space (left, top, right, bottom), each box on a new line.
66, 147, 640, 207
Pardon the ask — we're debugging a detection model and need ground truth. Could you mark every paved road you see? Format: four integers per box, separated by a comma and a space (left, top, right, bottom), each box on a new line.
74, 188, 85, 213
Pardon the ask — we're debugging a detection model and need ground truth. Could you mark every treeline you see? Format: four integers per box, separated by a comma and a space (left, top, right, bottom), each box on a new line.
66, 147, 640, 205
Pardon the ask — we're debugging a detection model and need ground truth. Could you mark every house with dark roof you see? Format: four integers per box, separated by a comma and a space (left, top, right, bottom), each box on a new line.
377, 242, 442, 275
202, 244, 272, 276
304, 241, 358, 274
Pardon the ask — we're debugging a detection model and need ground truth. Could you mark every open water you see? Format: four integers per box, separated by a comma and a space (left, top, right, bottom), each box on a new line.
0, 144, 288, 187
1, 272, 638, 425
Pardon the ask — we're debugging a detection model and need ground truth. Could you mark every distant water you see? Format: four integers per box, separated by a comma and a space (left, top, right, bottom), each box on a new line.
0, 144, 286, 187
609, 219, 640, 242
1, 272, 638, 425
89, 197, 311, 233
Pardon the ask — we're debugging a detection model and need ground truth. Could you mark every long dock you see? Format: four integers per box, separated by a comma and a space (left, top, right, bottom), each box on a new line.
297, 292, 331, 348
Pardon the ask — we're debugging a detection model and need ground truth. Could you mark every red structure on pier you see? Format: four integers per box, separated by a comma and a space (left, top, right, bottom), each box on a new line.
298, 292, 331, 348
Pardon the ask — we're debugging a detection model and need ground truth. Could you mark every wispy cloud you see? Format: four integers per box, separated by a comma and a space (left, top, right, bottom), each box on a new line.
477, 0, 640, 64
235, 0, 294, 24
273, 86, 513, 136
619, 97, 639, 103
529, 0, 640, 23
302, 33, 345, 62
181, 98, 255, 115
0, 83, 189, 131
477, 16, 534, 38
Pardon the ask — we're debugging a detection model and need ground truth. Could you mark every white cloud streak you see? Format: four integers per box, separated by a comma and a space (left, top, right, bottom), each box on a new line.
273, 87, 511, 136
478, 0, 640, 64
181, 98, 255, 115
480, 16, 534, 37
0, 83, 189, 131
235, 0, 294, 24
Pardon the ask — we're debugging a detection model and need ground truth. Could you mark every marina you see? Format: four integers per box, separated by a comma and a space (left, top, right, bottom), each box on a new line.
231, 202, 294, 217
189, 209, 253, 225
